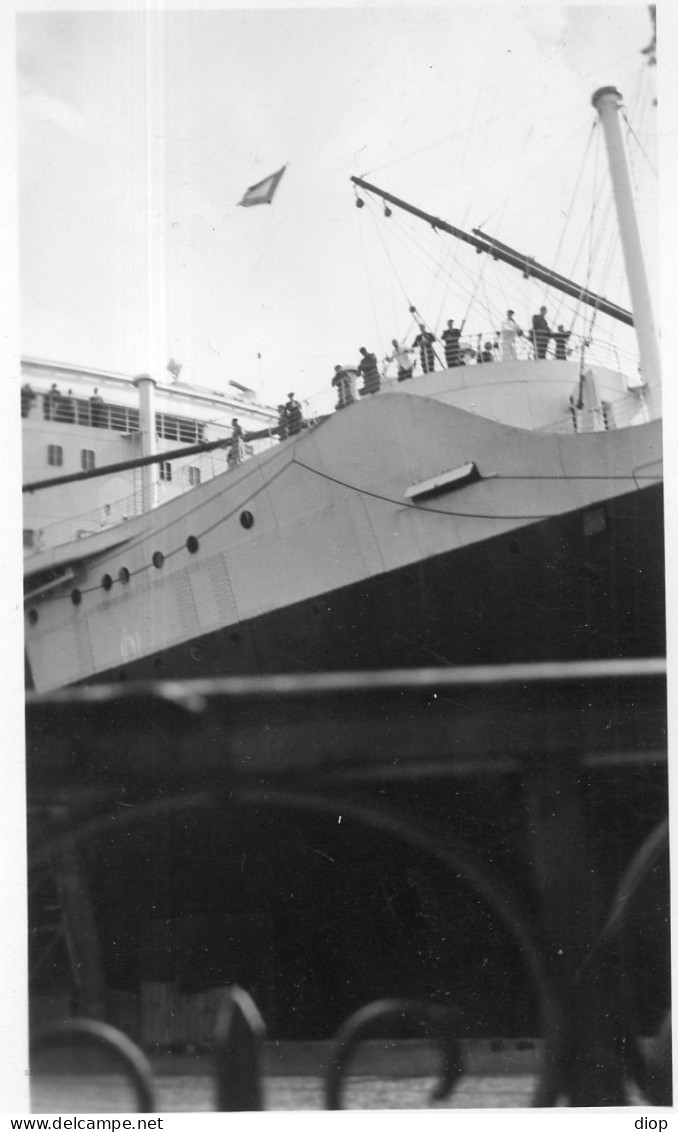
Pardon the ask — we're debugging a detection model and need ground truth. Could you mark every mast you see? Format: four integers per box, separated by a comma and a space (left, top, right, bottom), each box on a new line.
350, 175, 634, 327
591, 86, 661, 396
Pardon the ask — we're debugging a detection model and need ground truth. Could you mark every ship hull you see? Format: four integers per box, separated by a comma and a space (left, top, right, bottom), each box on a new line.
94, 481, 664, 685
24, 394, 664, 691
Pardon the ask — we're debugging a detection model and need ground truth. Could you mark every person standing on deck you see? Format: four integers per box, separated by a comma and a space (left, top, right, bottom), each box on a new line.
385, 339, 415, 382
357, 348, 381, 395
21, 383, 36, 417
332, 365, 357, 408
90, 388, 106, 427
285, 392, 303, 434
552, 325, 572, 360
499, 311, 523, 361
441, 320, 462, 368
531, 306, 551, 359
412, 324, 437, 373
276, 404, 288, 440
228, 418, 244, 466
478, 341, 495, 363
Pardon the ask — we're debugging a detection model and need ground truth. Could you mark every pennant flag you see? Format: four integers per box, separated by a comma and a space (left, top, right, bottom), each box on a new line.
238, 165, 286, 207
166, 358, 182, 379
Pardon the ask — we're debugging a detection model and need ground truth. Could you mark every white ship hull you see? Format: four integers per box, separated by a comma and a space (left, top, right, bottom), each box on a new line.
24, 391, 664, 692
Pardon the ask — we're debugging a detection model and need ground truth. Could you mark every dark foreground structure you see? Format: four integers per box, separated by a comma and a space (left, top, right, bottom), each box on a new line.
26, 660, 670, 1107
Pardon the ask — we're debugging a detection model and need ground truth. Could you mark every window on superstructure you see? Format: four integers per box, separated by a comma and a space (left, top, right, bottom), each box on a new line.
156, 412, 201, 444
109, 404, 129, 431
47, 445, 63, 467
156, 414, 178, 441
159, 461, 173, 482
187, 466, 201, 487
81, 449, 95, 471
70, 398, 140, 430
178, 419, 199, 444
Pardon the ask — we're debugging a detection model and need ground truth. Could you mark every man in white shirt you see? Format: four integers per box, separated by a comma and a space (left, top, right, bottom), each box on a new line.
500, 310, 523, 360
385, 339, 415, 381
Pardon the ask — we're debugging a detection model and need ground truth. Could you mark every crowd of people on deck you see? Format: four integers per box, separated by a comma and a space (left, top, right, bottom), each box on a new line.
21, 382, 110, 425
23, 304, 576, 459
329, 307, 574, 408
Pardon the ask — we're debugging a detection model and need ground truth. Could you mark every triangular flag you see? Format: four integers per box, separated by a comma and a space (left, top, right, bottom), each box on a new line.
238, 165, 286, 207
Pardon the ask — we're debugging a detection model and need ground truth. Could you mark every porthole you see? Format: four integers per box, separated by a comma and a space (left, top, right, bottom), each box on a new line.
119, 567, 130, 585
28, 609, 38, 626
102, 574, 113, 592
71, 589, 82, 606
240, 510, 254, 530
190, 646, 203, 662
230, 632, 241, 645
152, 551, 165, 569
186, 535, 199, 554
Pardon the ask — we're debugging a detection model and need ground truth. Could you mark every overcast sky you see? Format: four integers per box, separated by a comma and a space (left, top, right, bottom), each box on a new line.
17, 4, 660, 417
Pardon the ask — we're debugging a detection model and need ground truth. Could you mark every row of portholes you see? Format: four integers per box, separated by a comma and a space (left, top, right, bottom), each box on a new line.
98, 533, 203, 595
28, 513, 256, 624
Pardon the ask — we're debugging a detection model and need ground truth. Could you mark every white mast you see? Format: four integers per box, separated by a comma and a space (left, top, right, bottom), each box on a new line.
591, 86, 661, 411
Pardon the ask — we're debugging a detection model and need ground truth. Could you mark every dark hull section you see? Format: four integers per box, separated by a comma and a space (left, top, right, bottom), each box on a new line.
100, 483, 665, 686
29, 484, 667, 1053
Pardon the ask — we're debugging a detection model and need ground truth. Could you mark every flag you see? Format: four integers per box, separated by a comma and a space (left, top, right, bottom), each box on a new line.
167, 358, 182, 379
238, 165, 286, 207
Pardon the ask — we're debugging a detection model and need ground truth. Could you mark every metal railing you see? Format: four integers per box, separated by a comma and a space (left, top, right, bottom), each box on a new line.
26, 660, 669, 1108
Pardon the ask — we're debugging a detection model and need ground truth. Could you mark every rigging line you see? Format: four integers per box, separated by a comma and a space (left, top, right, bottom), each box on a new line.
381, 206, 496, 316
369, 204, 480, 322
475, 118, 595, 234
549, 122, 597, 289
621, 109, 658, 179
360, 198, 432, 328
355, 200, 384, 345
580, 124, 606, 340
290, 454, 649, 522
361, 48, 643, 180
364, 201, 418, 333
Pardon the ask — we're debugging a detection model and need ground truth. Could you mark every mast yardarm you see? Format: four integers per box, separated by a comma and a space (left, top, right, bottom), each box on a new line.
350, 175, 633, 328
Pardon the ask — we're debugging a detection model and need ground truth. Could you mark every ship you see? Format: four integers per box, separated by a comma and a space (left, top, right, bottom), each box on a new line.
22, 85, 663, 694
24, 74, 669, 1081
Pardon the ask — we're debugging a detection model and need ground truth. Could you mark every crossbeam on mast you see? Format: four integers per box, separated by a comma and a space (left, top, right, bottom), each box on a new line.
350, 175, 634, 328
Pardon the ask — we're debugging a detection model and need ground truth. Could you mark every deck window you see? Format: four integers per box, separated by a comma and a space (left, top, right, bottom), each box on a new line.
156, 412, 202, 444
47, 445, 63, 467
81, 449, 95, 471
160, 461, 173, 482
187, 466, 201, 487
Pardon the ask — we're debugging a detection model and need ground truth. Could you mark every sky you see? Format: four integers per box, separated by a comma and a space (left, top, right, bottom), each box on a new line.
15, 2, 662, 420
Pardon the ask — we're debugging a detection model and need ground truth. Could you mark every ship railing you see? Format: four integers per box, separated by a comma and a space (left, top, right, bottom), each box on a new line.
26, 660, 669, 1110
375, 330, 640, 378
23, 490, 143, 556
40, 395, 141, 432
